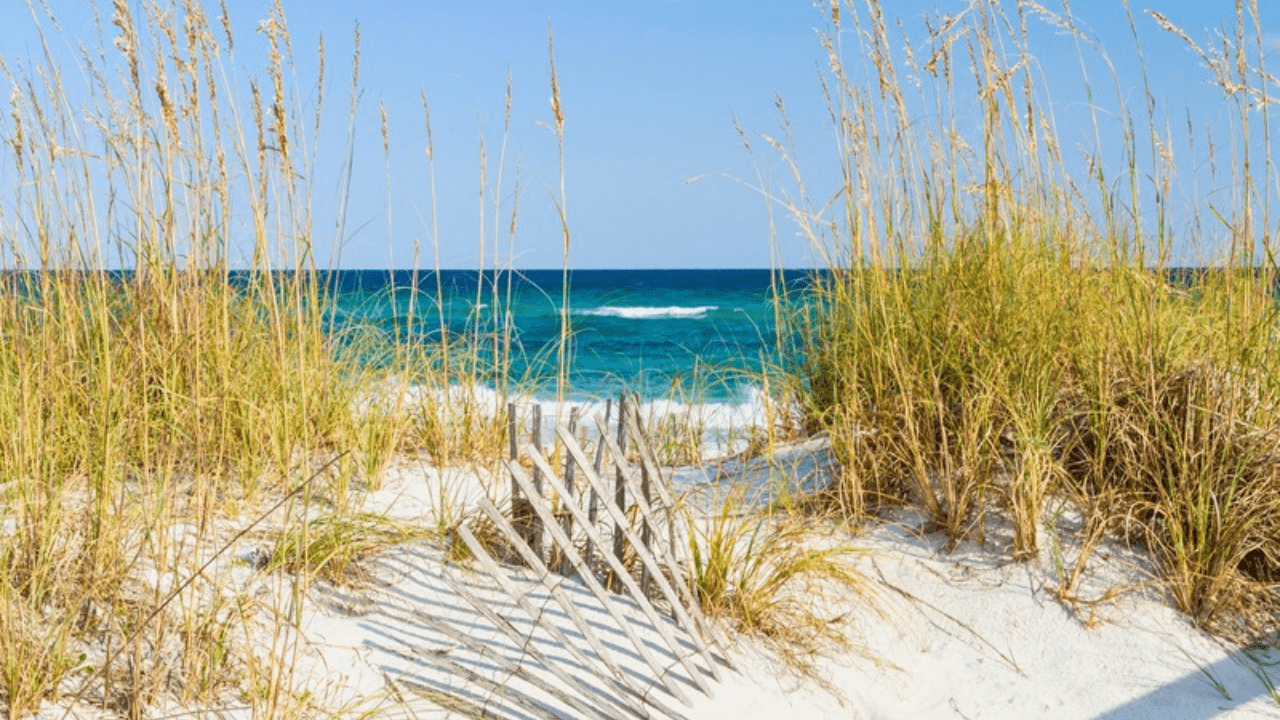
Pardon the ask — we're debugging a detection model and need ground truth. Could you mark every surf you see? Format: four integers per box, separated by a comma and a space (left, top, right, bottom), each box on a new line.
574, 305, 719, 320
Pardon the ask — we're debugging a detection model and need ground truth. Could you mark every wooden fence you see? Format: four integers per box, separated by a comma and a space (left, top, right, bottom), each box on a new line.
431, 395, 732, 720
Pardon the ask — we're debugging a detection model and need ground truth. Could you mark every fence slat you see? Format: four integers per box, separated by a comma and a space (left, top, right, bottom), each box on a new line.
503, 463, 698, 706
477, 399, 739, 716
558, 407, 580, 575
530, 403, 545, 561
509, 402, 542, 565
623, 401, 679, 510
551, 430, 725, 682
584, 399, 612, 570
593, 417, 735, 665
612, 395, 630, 585
619, 403, 735, 661
472, 498, 694, 720
522, 447, 715, 693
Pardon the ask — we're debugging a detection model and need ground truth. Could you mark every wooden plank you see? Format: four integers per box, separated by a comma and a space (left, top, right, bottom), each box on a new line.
623, 401, 714, 649
594, 417, 736, 668
595, 432, 679, 600
612, 395, 630, 584
508, 403, 519, 466
558, 407, 580, 575
522, 448, 717, 693
532, 403, 544, 493
593, 419, 693, 581
619, 399, 732, 661
472, 499, 693, 720
584, 398, 611, 571
627, 401, 658, 600
587, 418, 678, 580
623, 401, 677, 510
509, 402, 537, 565
452, 525, 657, 720
640, 446, 653, 598
530, 403, 545, 561
506, 459, 701, 705
508, 401, 521, 511
557, 427, 729, 676
623, 402, 690, 619
621, 398, 700, 622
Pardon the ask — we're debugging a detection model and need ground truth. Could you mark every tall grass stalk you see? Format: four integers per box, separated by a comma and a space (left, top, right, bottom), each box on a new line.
0, 0, 404, 711
548, 29, 573, 407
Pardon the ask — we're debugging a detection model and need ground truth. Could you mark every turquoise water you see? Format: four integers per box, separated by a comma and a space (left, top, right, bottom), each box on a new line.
325, 269, 808, 401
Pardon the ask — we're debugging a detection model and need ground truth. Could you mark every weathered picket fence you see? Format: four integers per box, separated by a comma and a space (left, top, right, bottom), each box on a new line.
429, 395, 732, 720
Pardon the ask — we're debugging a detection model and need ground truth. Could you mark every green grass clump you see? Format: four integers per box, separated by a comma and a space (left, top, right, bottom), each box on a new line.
774, 0, 1280, 637
268, 511, 426, 586
687, 487, 870, 655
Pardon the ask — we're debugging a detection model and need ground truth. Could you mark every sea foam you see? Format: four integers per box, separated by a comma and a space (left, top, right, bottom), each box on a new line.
575, 305, 718, 319
391, 380, 788, 461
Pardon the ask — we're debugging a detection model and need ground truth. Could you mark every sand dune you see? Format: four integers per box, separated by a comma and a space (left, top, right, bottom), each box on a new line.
41, 453, 1280, 720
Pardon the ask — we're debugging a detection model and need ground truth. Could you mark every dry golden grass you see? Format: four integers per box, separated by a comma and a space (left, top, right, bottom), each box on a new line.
12, 0, 1280, 715
0, 1, 515, 716
686, 486, 872, 661
772, 0, 1280, 638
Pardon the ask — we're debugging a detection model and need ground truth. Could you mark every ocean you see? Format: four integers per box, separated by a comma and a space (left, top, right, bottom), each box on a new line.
326, 268, 806, 403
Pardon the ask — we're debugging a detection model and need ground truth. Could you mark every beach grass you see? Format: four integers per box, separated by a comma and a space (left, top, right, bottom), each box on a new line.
0, 1, 523, 716
4, 0, 1280, 715
775, 0, 1280, 638
686, 485, 870, 657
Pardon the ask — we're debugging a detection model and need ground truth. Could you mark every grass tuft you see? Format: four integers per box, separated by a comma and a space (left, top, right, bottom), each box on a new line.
686, 487, 871, 657
768, 0, 1280, 637
268, 511, 425, 586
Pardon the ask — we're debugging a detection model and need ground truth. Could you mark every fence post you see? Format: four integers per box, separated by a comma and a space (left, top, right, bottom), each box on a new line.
632, 398, 654, 598
507, 402, 519, 499
508, 402, 542, 563
611, 394, 629, 590
584, 398, 610, 571
557, 406, 579, 574
530, 403, 545, 562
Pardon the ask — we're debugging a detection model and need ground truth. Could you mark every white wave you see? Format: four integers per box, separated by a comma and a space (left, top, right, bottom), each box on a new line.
575, 305, 717, 320
377, 379, 803, 468
366, 376, 803, 476
507, 385, 794, 461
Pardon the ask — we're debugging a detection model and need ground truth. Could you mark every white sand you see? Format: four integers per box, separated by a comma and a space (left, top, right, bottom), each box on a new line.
41, 450, 1280, 719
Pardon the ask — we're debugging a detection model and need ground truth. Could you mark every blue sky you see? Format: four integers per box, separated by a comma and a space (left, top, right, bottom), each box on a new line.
3, 1, 1278, 269
281, 0, 840, 269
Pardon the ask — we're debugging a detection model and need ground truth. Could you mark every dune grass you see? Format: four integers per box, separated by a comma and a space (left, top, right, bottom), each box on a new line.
0, 0, 749, 710
0, 1, 528, 716
686, 485, 870, 658
772, 0, 1280, 637
0, 0, 850, 715
9, 0, 1280, 715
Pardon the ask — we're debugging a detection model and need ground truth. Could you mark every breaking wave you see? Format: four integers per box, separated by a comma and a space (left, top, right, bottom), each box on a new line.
575, 305, 718, 320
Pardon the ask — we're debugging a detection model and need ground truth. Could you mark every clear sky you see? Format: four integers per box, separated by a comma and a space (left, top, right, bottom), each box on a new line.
3, 1, 1278, 269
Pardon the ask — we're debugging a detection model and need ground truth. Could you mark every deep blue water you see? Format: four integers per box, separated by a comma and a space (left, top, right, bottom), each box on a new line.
323, 269, 811, 400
